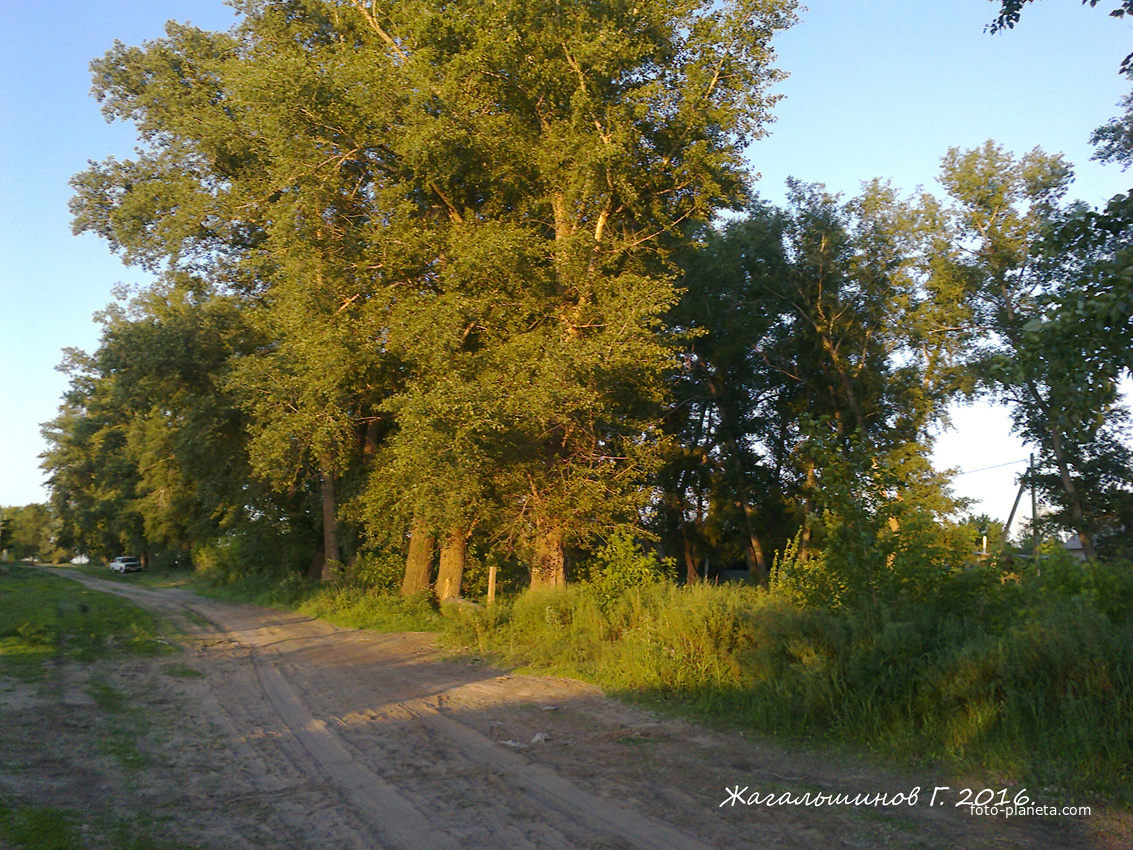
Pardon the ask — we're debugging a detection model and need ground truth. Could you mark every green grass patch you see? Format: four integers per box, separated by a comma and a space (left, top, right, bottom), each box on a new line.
0, 566, 170, 678
0, 796, 189, 850
97, 733, 152, 772
71, 562, 194, 590
164, 662, 204, 679
85, 677, 155, 771
189, 569, 443, 633
88, 679, 126, 712
0, 800, 80, 850
295, 585, 441, 632
442, 570, 1133, 805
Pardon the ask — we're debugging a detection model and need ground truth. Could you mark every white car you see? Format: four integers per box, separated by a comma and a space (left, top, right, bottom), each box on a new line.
109, 556, 142, 573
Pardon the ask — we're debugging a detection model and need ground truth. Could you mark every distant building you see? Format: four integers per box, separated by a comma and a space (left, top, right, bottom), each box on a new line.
1062, 535, 1087, 562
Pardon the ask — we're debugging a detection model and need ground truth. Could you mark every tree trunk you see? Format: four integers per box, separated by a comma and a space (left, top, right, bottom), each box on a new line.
307, 543, 325, 580
704, 369, 770, 583
798, 464, 817, 563
400, 520, 435, 596
437, 527, 467, 601
741, 503, 770, 584
1046, 422, 1098, 562
319, 464, 340, 581
363, 420, 381, 459
681, 522, 699, 583
530, 529, 566, 589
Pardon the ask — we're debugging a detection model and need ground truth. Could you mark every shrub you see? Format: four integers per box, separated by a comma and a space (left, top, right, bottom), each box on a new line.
581, 530, 674, 605
347, 550, 405, 594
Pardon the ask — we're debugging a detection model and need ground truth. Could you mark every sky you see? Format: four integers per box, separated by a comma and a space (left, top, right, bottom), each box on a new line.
1, 0, 1131, 536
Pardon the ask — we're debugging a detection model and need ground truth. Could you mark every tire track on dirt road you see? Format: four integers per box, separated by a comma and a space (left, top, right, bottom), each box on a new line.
55, 572, 715, 849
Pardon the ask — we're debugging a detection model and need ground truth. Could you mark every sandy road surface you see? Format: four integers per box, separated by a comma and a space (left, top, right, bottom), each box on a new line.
4, 569, 1127, 849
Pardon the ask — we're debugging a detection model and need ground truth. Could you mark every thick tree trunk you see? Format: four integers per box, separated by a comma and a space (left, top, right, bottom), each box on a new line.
530, 529, 566, 589
436, 527, 467, 601
307, 543, 325, 580
400, 521, 435, 596
363, 420, 381, 459
319, 464, 340, 581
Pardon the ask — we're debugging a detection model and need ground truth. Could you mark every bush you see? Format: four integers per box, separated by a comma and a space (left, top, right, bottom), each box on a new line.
580, 530, 674, 605
347, 550, 405, 594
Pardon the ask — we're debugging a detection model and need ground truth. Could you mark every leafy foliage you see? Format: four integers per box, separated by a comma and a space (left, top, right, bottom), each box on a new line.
989, 1, 1133, 73
581, 530, 675, 604
53, 0, 799, 591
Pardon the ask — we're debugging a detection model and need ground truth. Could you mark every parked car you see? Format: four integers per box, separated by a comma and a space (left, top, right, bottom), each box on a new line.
109, 556, 142, 573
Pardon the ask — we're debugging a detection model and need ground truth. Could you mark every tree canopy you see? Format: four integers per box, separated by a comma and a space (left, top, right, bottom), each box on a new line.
41, 1, 1133, 595
51, 0, 805, 588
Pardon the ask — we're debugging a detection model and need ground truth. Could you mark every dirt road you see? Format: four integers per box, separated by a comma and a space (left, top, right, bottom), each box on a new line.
3, 570, 1126, 849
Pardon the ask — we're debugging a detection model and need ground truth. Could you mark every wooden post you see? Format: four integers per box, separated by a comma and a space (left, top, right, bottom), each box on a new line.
487, 563, 497, 606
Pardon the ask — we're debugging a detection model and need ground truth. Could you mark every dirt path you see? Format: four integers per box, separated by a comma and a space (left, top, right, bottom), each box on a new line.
4, 570, 1127, 849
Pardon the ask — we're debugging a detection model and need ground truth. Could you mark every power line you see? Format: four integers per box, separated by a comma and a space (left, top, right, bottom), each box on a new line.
952, 458, 1029, 477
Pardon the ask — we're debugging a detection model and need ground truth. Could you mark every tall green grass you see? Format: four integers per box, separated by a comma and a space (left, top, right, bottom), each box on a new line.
444, 562, 1133, 802
191, 564, 443, 632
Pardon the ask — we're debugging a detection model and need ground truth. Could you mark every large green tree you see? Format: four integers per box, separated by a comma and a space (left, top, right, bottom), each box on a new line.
0, 505, 65, 563
356, 0, 798, 588
660, 178, 970, 587
67, 0, 798, 592
989, 0, 1133, 372
935, 141, 1133, 561
40, 283, 270, 562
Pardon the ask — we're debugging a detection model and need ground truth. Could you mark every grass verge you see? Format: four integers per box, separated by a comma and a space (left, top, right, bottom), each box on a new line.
0, 563, 187, 848
442, 576, 1133, 806
0, 564, 170, 679
188, 568, 443, 632
0, 797, 190, 850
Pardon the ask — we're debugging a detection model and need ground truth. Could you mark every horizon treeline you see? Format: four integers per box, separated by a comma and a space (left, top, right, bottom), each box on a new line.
37, 0, 1133, 596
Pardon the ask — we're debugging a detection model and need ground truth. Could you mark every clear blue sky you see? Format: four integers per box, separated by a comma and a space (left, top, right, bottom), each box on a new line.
2, 1, 1130, 535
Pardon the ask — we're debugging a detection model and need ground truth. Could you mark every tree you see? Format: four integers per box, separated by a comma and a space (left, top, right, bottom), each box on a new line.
70, 7, 409, 579
660, 206, 798, 582
39, 283, 273, 563
988, 4, 1133, 559
0, 517, 12, 556
354, 0, 799, 588
934, 141, 1133, 561
40, 346, 149, 561
659, 178, 970, 588
69, 0, 799, 592
0, 505, 66, 563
